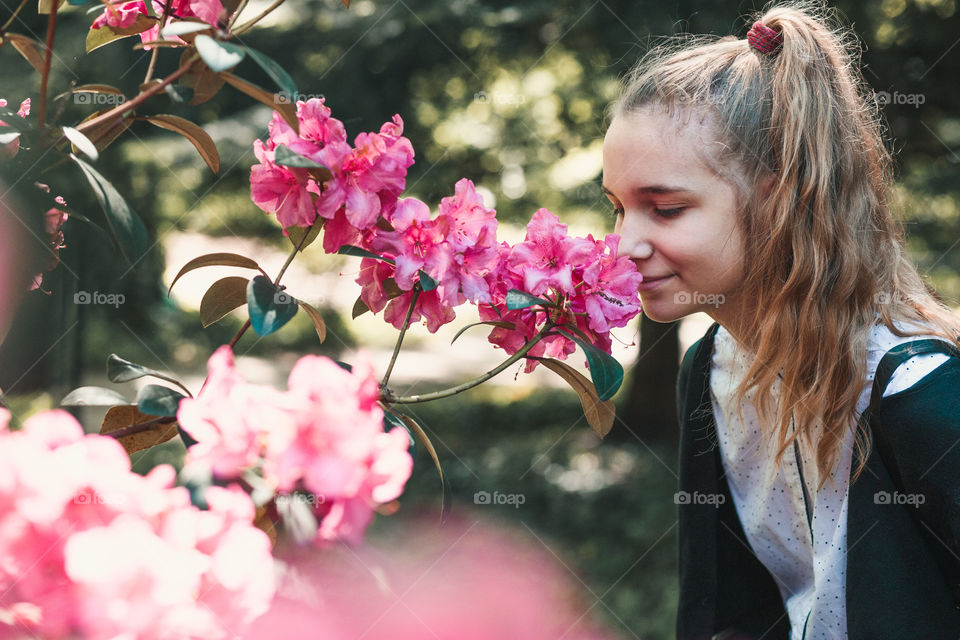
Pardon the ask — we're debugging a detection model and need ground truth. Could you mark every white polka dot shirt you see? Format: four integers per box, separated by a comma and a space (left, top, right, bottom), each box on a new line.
710, 323, 949, 640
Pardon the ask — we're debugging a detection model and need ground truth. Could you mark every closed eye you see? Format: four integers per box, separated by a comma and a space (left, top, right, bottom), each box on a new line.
654, 207, 685, 218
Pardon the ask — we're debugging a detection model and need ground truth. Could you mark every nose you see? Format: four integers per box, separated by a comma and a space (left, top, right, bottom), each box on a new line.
616, 211, 654, 261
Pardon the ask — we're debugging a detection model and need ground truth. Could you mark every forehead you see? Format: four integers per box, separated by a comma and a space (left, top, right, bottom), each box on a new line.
602, 106, 726, 189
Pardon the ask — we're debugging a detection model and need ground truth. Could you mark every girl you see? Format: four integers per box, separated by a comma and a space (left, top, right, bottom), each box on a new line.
601, 2, 960, 638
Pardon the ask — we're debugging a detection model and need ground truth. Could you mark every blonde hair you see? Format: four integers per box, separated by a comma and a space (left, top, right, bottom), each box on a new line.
613, 1, 960, 485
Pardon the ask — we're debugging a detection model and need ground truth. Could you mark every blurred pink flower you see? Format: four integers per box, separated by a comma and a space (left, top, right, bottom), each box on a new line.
0, 408, 274, 640
243, 517, 617, 640
91, 0, 225, 48
29, 208, 68, 293
179, 347, 413, 546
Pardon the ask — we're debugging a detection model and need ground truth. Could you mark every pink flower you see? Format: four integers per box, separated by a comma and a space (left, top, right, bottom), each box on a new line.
91, 0, 225, 49
371, 197, 443, 290
16, 98, 30, 119
480, 214, 641, 373
384, 287, 456, 334
1, 96, 31, 158
0, 408, 274, 639
250, 138, 321, 228
30, 208, 68, 292
179, 347, 413, 546
507, 208, 595, 296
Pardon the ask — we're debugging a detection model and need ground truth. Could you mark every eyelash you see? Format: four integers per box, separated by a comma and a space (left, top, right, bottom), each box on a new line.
611, 207, 686, 218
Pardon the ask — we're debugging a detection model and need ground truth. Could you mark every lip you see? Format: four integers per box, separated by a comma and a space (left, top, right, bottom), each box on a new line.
638, 274, 674, 292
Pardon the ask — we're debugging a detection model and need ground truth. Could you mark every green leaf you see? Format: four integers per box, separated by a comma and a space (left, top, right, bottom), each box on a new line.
199, 276, 249, 327
383, 410, 416, 460
137, 384, 186, 417
61, 386, 129, 407
160, 21, 213, 38
85, 14, 157, 52
557, 329, 624, 401
167, 252, 262, 295
71, 155, 148, 265
391, 410, 449, 524
68, 0, 93, 5
285, 221, 322, 251
274, 144, 327, 169
246, 275, 298, 337
242, 46, 298, 101
107, 354, 186, 391
505, 289, 552, 310
193, 35, 246, 72
62, 126, 98, 161
418, 270, 438, 291
450, 320, 515, 345
336, 245, 395, 264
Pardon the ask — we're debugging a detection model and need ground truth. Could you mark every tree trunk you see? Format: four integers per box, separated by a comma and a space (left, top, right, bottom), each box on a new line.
614, 316, 680, 445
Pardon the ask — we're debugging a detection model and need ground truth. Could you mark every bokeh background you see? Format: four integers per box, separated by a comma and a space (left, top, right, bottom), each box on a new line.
2, 0, 959, 637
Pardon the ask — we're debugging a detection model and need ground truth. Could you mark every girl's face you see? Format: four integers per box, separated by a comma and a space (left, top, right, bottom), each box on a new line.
602, 107, 749, 331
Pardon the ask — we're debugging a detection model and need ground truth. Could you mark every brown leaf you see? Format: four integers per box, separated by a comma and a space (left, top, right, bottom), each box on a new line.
254, 505, 278, 548
143, 114, 220, 173
220, 72, 298, 132
298, 300, 327, 343
179, 50, 226, 105
534, 357, 616, 437
38, 0, 65, 14
100, 405, 179, 455
2, 34, 45, 73
168, 252, 262, 296
285, 221, 322, 252
200, 276, 249, 327
74, 110, 134, 152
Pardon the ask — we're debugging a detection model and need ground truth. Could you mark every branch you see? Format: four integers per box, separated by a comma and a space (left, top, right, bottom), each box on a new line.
37, 0, 59, 128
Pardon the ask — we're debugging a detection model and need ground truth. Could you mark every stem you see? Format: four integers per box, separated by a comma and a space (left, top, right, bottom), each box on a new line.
226, 0, 251, 30
232, 0, 286, 35
228, 319, 251, 348
0, 0, 31, 35
382, 323, 554, 405
105, 415, 177, 440
380, 286, 421, 388
75, 54, 198, 134
143, 0, 173, 85
37, 0, 58, 128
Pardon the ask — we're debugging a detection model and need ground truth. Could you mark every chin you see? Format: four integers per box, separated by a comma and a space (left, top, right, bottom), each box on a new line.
640, 305, 690, 324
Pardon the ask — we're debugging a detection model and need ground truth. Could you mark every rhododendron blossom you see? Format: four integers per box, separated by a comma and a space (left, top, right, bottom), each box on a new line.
91, 0, 225, 48
480, 211, 642, 372
1, 96, 31, 158
179, 346, 413, 545
249, 99, 414, 243
0, 408, 274, 639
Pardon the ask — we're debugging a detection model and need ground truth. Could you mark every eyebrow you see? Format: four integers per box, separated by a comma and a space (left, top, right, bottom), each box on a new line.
600, 184, 691, 196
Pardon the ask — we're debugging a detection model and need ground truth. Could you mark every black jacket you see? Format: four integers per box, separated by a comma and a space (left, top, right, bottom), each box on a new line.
676, 322, 960, 639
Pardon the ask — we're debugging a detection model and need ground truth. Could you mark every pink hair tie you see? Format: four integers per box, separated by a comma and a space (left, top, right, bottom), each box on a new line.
747, 20, 783, 56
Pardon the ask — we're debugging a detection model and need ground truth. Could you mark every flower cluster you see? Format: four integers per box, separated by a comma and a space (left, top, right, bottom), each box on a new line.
0, 408, 274, 639
178, 346, 413, 545
480, 210, 642, 372
250, 100, 642, 363
91, 0, 225, 47
250, 97, 414, 252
